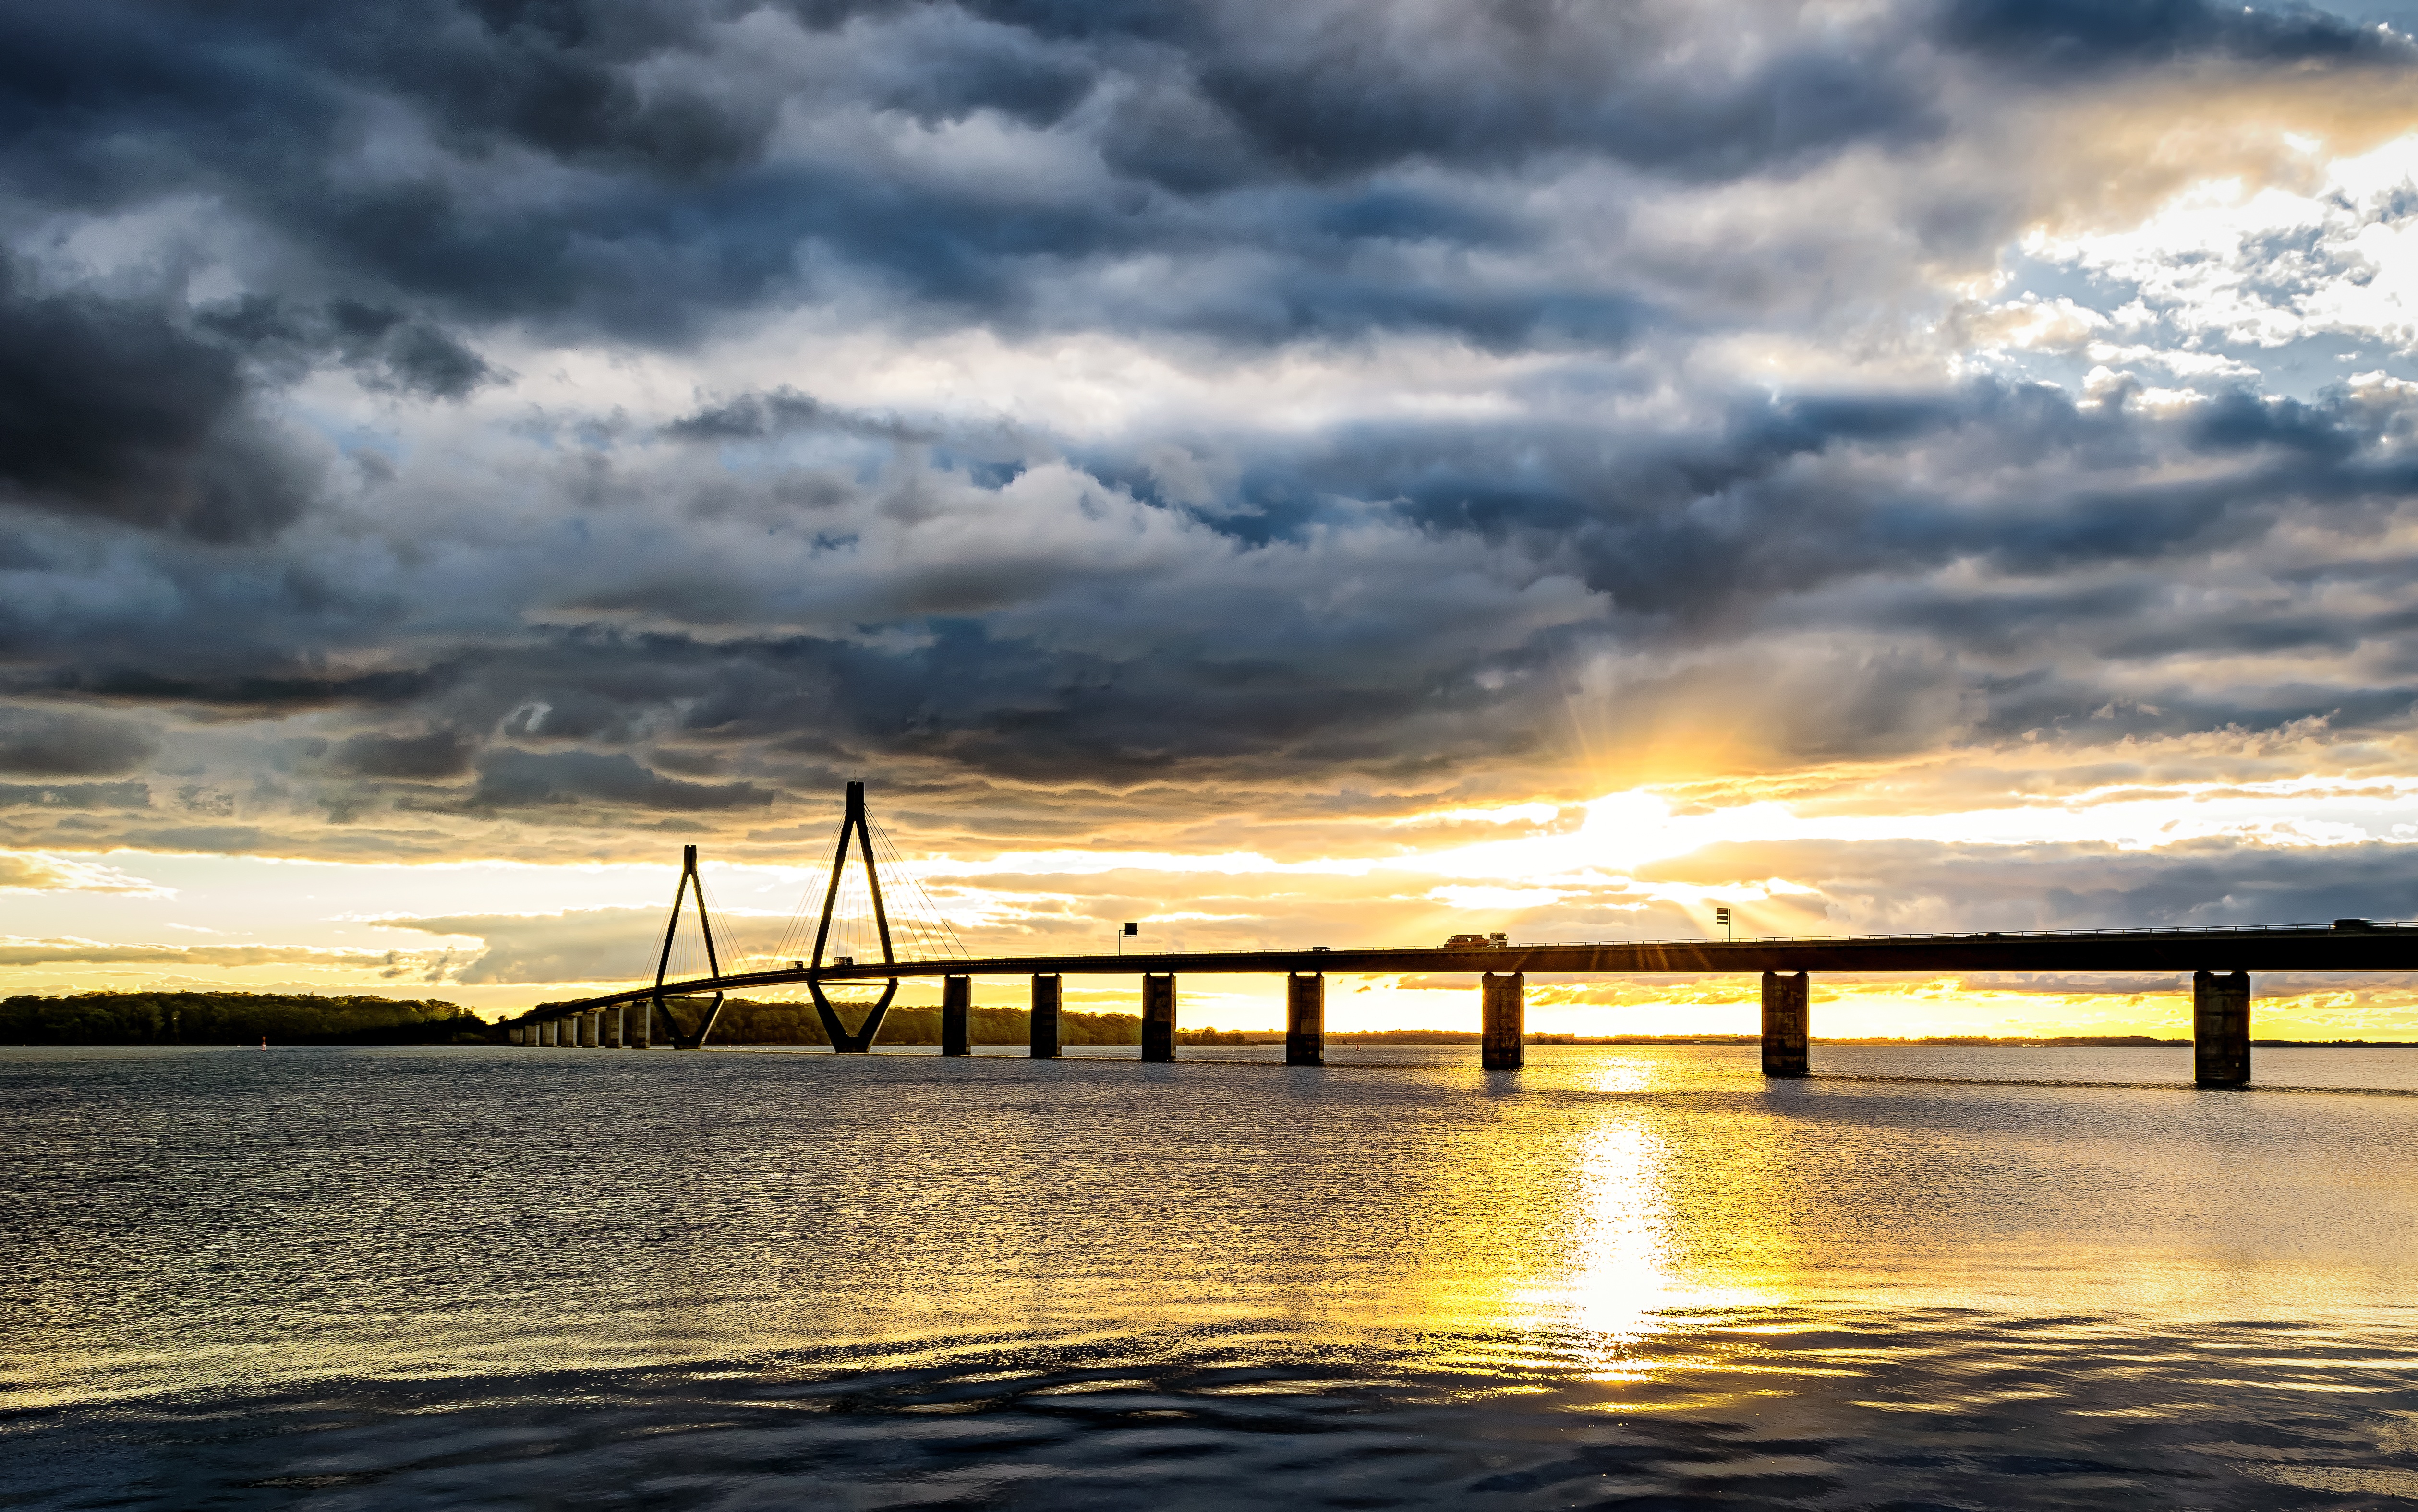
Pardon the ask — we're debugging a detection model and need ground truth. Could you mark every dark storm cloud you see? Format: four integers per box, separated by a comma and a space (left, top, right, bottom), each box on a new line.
1, 0, 2415, 861
0, 0, 1945, 347
0, 262, 314, 542
1, 0, 2400, 357
14, 370, 2418, 822
49, 665, 458, 712
1280, 379, 2418, 637
464, 749, 775, 811
0, 708, 157, 777
666, 387, 933, 442
333, 729, 476, 779
198, 297, 499, 400
1938, 0, 2400, 72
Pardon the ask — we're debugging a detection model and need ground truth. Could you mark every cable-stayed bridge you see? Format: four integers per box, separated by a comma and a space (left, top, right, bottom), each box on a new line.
508, 782, 2418, 1086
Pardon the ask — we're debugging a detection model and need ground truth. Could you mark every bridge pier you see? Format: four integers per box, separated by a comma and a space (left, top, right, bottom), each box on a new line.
2194, 970, 2251, 1086
1762, 971, 1809, 1077
1481, 972, 1523, 1069
943, 975, 971, 1056
1286, 973, 1324, 1066
609, 1006, 625, 1048
1030, 974, 1061, 1059
633, 1002, 651, 1049
1141, 974, 1176, 1061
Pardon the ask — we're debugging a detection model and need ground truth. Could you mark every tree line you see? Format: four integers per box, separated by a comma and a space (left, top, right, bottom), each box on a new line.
649, 999, 1144, 1046
1, 992, 490, 1045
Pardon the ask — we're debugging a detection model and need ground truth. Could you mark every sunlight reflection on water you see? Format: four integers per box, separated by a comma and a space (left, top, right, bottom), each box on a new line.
4, 1043, 2417, 1509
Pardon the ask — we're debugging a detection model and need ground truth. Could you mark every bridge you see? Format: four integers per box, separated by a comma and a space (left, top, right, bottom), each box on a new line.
506, 782, 2418, 1086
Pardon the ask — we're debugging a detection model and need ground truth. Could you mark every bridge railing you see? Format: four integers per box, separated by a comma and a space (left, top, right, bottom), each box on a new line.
736, 918, 2403, 967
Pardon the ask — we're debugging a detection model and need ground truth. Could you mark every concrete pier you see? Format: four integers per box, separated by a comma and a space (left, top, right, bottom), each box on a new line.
1481, 972, 1523, 1069
1141, 973, 1176, 1062
540, 1020, 555, 1047
633, 1002, 651, 1049
2194, 970, 2251, 1086
942, 975, 971, 1056
1761, 970, 1809, 1077
1030, 974, 1061, 1059
1286, 972, 1324, 1066
609, 1006, 626, 1048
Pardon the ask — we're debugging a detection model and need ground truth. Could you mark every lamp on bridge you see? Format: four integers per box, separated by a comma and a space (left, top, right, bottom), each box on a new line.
1118, 921, 1138, 955
1715, 906, 1733, 942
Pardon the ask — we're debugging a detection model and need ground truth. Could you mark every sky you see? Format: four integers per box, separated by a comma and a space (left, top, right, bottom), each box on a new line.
7, 0, 2418, 1038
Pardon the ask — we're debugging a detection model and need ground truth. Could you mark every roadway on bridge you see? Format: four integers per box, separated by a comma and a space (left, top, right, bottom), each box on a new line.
553, 921, 2418, 1012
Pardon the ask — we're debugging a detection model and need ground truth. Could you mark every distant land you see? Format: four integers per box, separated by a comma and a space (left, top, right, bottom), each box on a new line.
2, 992, 489, 1045
5, 994, 2413, 1048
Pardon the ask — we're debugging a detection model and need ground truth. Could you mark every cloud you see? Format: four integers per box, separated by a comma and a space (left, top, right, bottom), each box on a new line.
0, 854, 167, 894
665, 386, 933, 443
0, 782, 151, 811
463, 749, 776, 812
0, 0, 2408, 906
200, 296, 498, 400
1938, 0, 2400, 73
1634, 836, 2418, 934
0, 936, 417, 967
0, 259, 316, 541
376, 907, 668, 984
0, 707, 158, 777
332, 728, 474, 779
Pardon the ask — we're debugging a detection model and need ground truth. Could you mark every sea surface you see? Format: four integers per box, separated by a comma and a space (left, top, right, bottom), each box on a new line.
6, 1042, 2418, 1509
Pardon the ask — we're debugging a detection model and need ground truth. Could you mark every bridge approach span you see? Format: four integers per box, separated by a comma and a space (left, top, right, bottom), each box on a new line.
564, 922, 2418, 1009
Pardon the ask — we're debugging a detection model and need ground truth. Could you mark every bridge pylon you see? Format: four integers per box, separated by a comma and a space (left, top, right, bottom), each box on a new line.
806, 780, 901, 1053
648, 842, 726, 1048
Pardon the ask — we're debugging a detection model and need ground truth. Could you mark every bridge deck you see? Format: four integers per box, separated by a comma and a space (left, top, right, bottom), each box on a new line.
534, 922, 2418, 1016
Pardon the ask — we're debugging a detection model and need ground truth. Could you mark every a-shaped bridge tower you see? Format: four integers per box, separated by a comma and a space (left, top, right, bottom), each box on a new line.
801, 779, 903, 1052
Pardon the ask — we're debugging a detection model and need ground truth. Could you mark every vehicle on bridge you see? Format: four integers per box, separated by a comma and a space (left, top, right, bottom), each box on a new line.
1444, 932, 1509, 948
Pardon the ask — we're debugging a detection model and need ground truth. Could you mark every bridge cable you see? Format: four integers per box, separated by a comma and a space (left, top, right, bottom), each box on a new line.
864, 812, 970, 962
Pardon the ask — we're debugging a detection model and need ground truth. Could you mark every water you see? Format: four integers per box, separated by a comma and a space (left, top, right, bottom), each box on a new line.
6, 1043, 2418, 1509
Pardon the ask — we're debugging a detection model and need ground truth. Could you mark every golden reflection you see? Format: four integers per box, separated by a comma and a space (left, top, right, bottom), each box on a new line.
1360, 1054, 1792, 1388
1562, 1116, 1681, 1372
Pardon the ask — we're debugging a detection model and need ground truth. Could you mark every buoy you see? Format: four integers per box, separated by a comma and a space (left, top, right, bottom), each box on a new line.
259, 1036, 267, 1050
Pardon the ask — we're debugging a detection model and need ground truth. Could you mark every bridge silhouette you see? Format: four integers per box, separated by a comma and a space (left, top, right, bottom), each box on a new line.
507, 782, 2418, 1086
